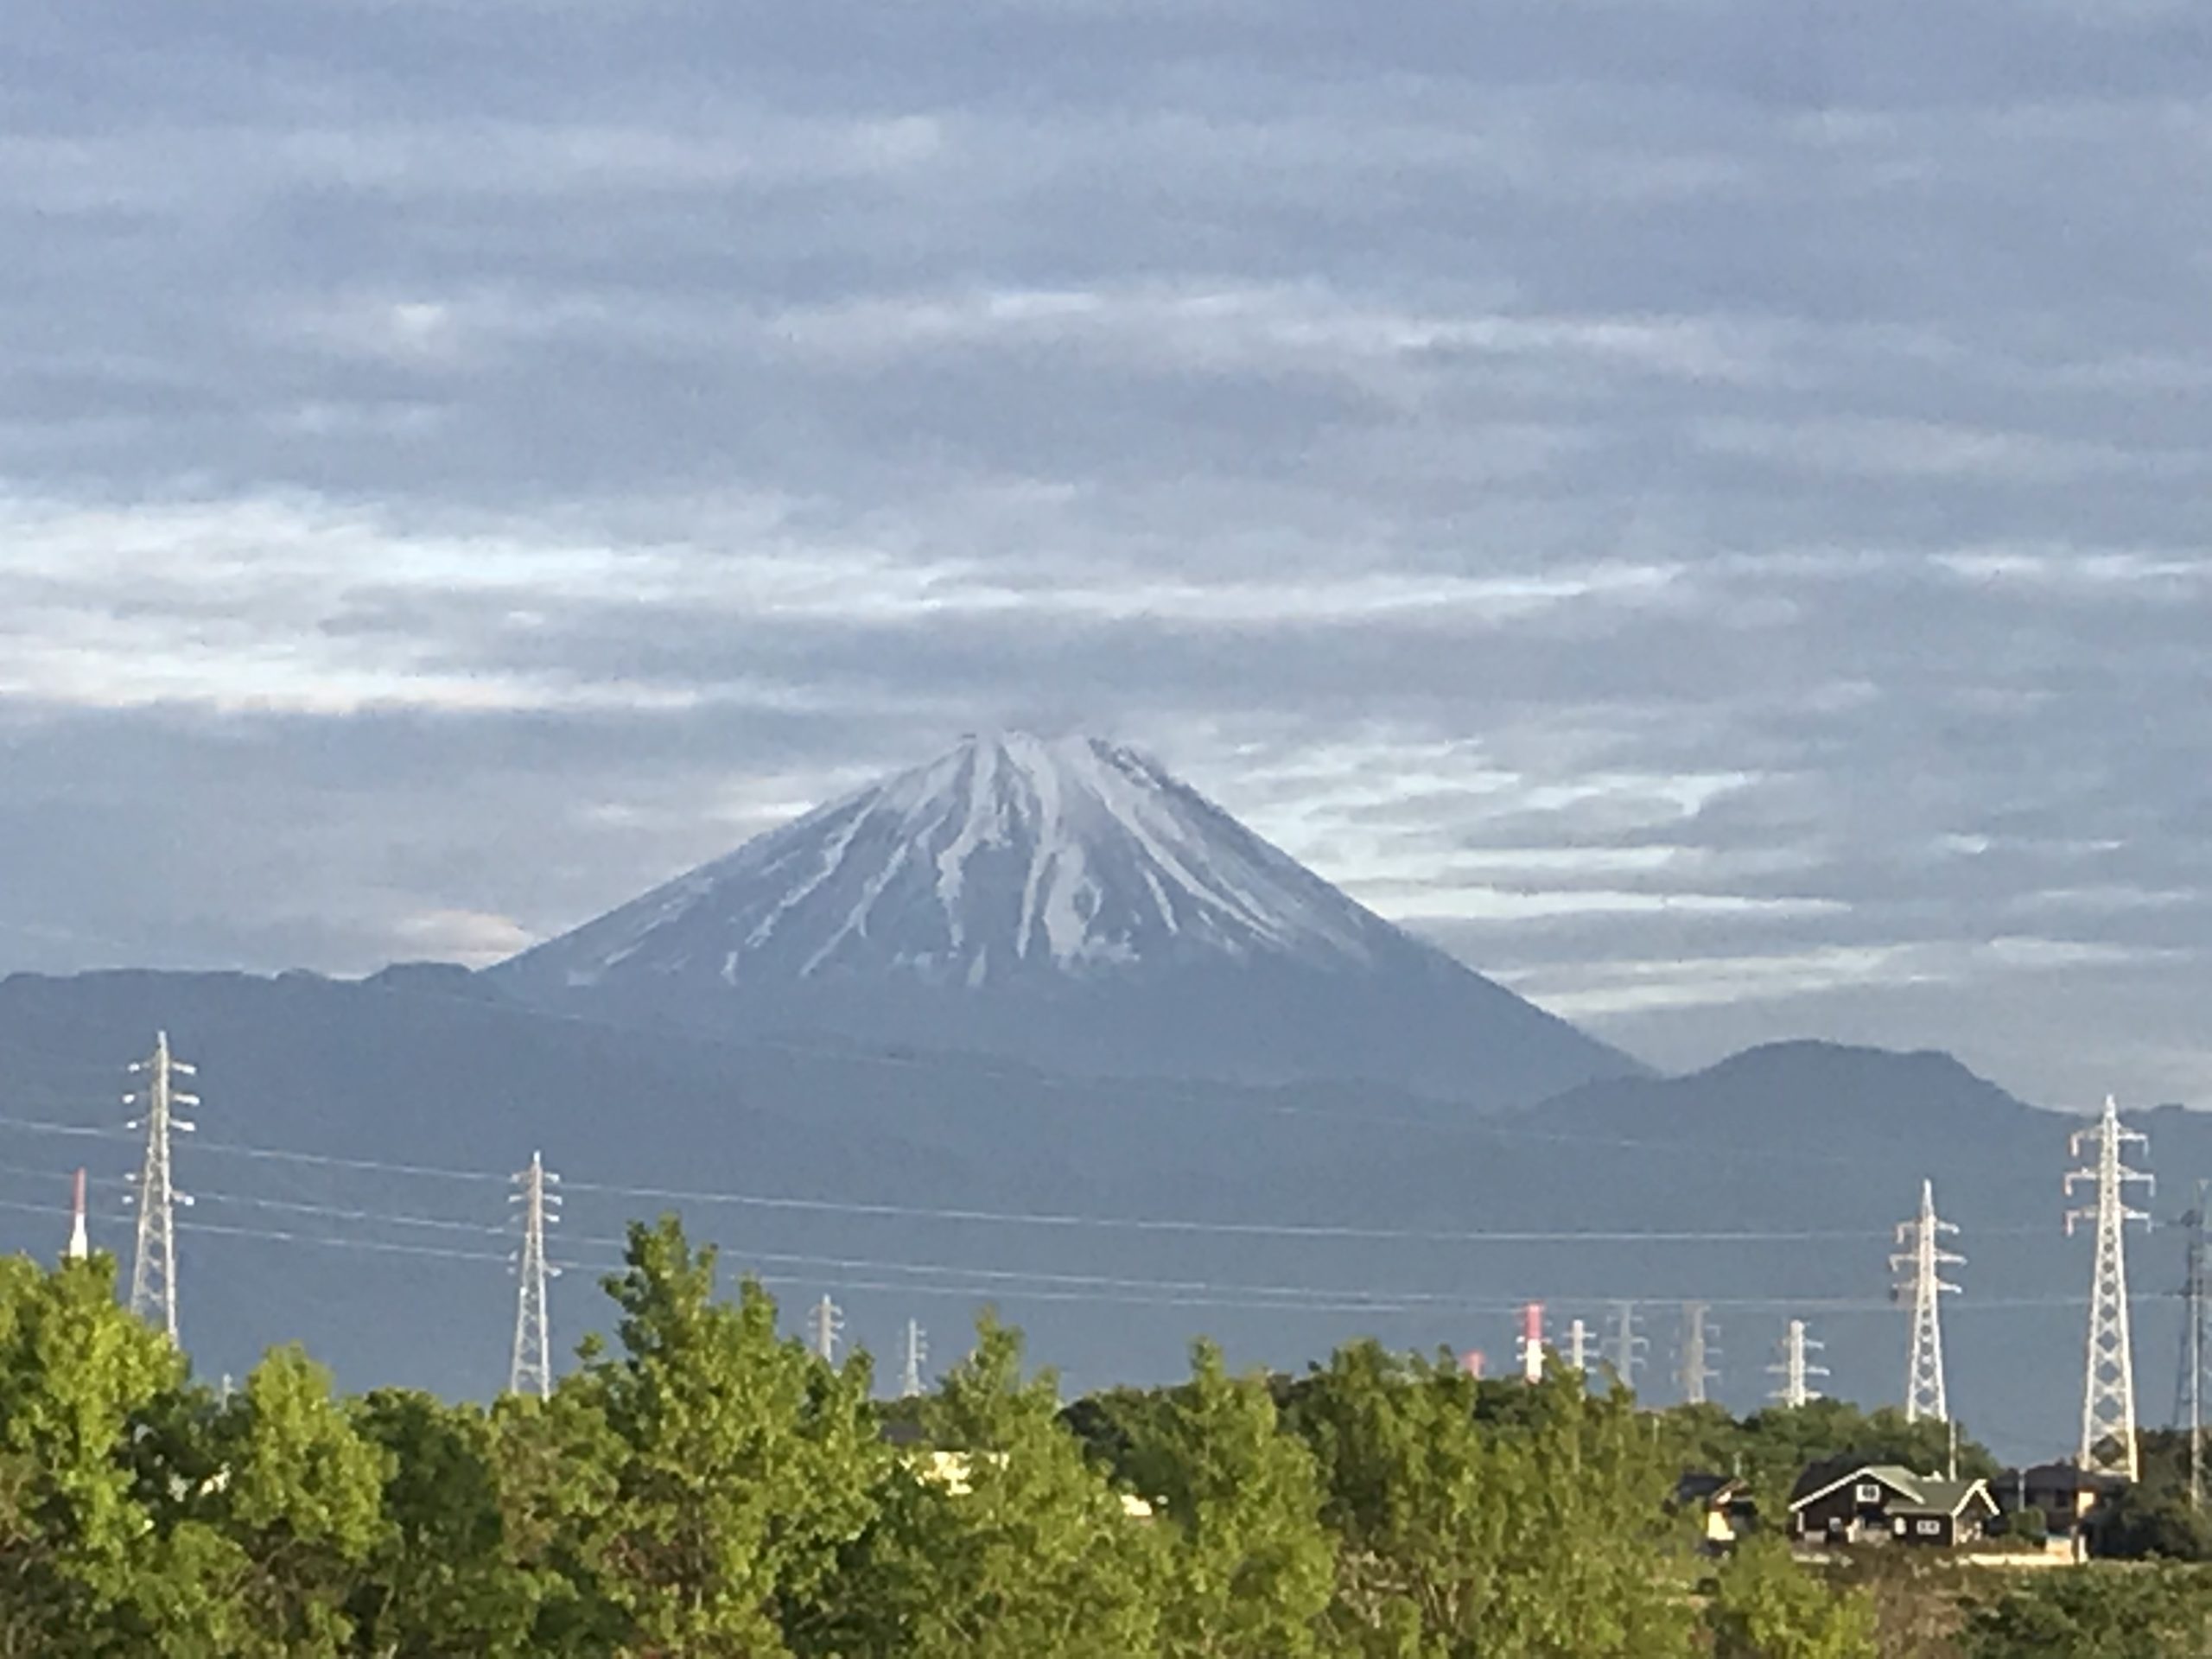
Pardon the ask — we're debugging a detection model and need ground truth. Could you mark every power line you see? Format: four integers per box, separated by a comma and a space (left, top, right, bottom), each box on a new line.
0, 1166, 2017, 1315
0, 1186, 2126, 1321
0, 1110, 2047, 1246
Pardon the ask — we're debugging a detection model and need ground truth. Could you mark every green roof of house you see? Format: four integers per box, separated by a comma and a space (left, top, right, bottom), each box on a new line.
1890, 1478, 1996, 1518
1789, 1462, 1994, 1517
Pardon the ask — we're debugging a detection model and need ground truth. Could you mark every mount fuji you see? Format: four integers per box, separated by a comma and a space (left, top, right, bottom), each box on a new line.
493, 734, 1645, 1109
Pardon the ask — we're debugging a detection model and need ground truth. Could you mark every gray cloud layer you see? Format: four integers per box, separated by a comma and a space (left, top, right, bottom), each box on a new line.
3, 0, 2209, 1107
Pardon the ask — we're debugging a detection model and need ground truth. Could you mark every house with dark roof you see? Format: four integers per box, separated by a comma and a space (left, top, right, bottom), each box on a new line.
1995, 1462, 2123, 1534
1787, 1460, 1999, 1548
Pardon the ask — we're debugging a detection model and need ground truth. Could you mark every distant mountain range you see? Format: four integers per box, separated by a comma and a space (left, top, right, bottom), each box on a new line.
0, 734, 2202, 1465
493, 733, 1643, 1111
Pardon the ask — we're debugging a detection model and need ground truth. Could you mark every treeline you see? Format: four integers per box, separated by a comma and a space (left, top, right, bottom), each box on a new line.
0, 1219, 2205, 1657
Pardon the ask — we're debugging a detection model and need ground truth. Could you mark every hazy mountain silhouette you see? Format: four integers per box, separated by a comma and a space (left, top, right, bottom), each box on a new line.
3, 964, 2197, 1465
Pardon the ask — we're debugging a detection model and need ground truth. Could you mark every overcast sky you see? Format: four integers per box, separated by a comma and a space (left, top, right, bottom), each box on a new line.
2, 1, 2208, 1110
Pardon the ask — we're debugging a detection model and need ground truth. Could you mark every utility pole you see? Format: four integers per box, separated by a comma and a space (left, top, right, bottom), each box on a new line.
125, 1032, 197, 1344
1565, 1317, 1592, 1374
65, 1167, 89, 1263
901, 1319, 927, 1398
1677, 1303, 1718, 1406
509, 1151, 559, 1400
1606, 1300, 1647, 1392
1891, 1179, 1963, 1423
1769, 1319, 1827, 1409
2178, 1182, 2210, 1510
809, 1294, 845, 1365
2069, 1096, 2152, 1480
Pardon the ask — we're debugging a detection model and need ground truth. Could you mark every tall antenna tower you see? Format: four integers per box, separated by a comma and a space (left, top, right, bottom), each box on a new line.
2069, 1096, 2152, 1480
1891, 1179, 1963, 1423
1605, 1300, 1647, 1392
1769, 1319, 1827, 1409
809, 1294, 845, 1365
65, 1168, 89, 1263
901, 1318, 927, 1398
509, 1151, 560, 1400
124, 1032, 197, 1343
2175, 1182, 2209, 1510
1677, 1303, 1718, 1406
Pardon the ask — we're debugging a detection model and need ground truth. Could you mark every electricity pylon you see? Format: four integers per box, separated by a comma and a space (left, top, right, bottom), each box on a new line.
2175, 1182, 2209, 1509
901, 1319, 928, 1398
1564, 1317, 1592, 1374
1677, 1303, 1718, 1406
125, 1032, 198, 1343
809, 1294, 845, 1364
1769, 1319, 1828, 1409
509, 1151, 560, 1399
1605, 1300, 1647, 1392
2069, 1096, 2152, 1479
1891, 1179, 1963, 1423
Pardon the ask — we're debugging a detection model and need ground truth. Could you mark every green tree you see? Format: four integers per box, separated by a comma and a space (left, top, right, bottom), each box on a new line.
1961, 1565, 2212, 1658
346, 1389, 541, 1656
206, 1344, 393, 1657
0, 1253, 212, 1656
1122, 1341, 1332, 1659
1287, 1343, 1697, 1659
581, 1217, 884, 1656
483, 1388, 624, 1656
1707, 1535, 1878, 1659
2088, 1431, 2212, 1561
806, 1313, 1160, 1659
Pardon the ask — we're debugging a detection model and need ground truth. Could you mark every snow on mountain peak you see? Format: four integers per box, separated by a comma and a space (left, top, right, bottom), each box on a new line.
506, 732, 1405, 993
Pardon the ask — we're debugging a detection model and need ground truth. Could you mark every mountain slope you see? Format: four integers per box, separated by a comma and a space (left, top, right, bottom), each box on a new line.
493, 733, 1644, 1109
0, 973, 2180, 1465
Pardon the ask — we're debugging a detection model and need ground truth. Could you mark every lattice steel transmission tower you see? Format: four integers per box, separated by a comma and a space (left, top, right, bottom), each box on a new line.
2069, 1096, 2152, 1480
1564, 1317, 1592, 1374
1769, 1319, 1828, 1409
901, 1319, 928, 1398
509, 1151, 560, 1400
125, 1032, 198, 1343
1891, 1179, 1962, 1424
1677, 1303, 1718, 1406
2175, 1182, 2209, 1510
1605, 1300, 1647, 1392
809, 1294, 845, 1364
